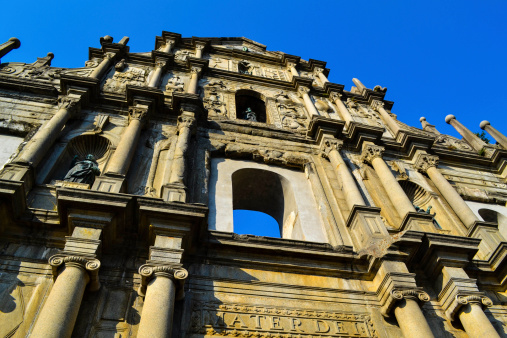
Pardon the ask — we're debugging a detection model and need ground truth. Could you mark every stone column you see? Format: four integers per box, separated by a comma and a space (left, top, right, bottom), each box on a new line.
169, 113, 195, 185
0, 37, 20, 60
161, 39, 175, 53
287, 62, 299, 77
445, 114, 486, 152
187, 66, 202, 94
15, 96, 80, 167
148, 60, 166, 88
371, 100, 400, 135
321, 138, 365, 209
137, 265, 188, 338
194, 42, 206, 58
480, 120, 507, 149
391, 290, 434, 338
31, 255, 100, 337
314, 67, 329, 84
361, 143, 416, 217
457, 297, 499, 338
330, 92, 353, 125
298, 86, 319, 118
106, 105, 148, 176
414, 153, 479, 228
89, 52, 114, 80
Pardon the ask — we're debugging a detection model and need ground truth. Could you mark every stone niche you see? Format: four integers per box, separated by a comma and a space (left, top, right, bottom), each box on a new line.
208, 158, 328, 242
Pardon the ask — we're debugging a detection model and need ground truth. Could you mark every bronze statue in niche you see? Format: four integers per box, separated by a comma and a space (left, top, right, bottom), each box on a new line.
64, 154, 100, 185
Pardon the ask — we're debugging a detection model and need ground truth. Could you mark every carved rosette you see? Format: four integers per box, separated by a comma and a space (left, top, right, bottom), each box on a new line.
414, 153, 439, 173
361, 144, 385, 164
381, 289, 430, 316
320, 138, 343, 159
138, 264, 189, 299
370, 100, 385, 112
48, 254, 101, 291
445, 294, 493, 320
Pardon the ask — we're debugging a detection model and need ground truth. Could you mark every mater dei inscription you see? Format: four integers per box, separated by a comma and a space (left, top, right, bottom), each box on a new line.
189, 302, 377, 337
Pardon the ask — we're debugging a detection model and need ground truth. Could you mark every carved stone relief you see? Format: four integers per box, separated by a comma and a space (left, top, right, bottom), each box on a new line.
174, 49, 194, 61
434, 134, 474, 151
103, 65, 149, 94
203, 84, 228, 118
275, 91, 306, 132
164, 74, 185, 95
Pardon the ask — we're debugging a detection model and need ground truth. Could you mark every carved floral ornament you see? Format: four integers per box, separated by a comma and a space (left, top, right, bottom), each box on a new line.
57, 96, 80, 111
414, 153, 439, 173
361, 144, 384, 164
128, 106, 149, 123
370, 100, 384, 112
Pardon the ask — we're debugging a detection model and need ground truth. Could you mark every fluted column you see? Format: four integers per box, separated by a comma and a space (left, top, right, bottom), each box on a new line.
106, 106, 148, 176
15, 96, 80, 167
314, 67, 329, 84
330, 92, 353, 125
298, 86, 319, 118
161, 39, 175, 54
445, 114, 486, 152
137, 265, 188, 338
0, 37, 20, 61
287, 62, 299, 77
372, 100, 400, 135
481, 120, 507, 149
31, 255, 100, 337
148, 60, 166, 88
390, 290, 434, 338
169, 113, 196, 184
362, 143, 416, 217
187, 66, 202, 94
414, 153, 479, 228
322, 138, 365, 209
89, 52, 114, 80
457, 297, 499, 338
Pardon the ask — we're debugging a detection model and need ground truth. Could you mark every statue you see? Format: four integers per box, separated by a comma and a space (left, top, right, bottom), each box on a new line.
64, 154, 100, 185
243, 107, 257, 122
414, 205, 442, 229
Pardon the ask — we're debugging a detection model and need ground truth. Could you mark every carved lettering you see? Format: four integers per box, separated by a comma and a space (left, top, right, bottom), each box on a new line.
228, 314, 248, 328
290, 318, 304, 332
249, 315, 265, 329
315, 319, 331, 333
270, 316, 284, 330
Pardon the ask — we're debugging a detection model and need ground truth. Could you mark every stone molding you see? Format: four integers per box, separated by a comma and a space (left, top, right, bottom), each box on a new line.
48, 254, 101, 291
361, 144, 385, 164
138, 263, 188, 299
414, 153, 439, 173
320, 137, 343, 159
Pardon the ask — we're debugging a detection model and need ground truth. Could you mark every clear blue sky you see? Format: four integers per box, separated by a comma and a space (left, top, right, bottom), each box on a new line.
2, 1, 506, 237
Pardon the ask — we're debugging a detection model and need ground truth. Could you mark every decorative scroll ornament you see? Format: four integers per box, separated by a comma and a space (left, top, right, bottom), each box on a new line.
414, 153, 439, 173
434, 134, 474, 151
320, 138, 343, 159
446, 294, 493, 320
48, 254, 101, 291
361, 144, 385, 164
391, 289, 430, 302
138, 264, 188, 299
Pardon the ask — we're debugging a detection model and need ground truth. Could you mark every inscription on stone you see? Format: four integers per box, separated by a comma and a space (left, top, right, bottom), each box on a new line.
189, 302, 377, 337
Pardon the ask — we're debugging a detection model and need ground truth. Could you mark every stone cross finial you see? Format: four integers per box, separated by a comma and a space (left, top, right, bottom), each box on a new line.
361, 144, 385, 164
414, 153, 439, 173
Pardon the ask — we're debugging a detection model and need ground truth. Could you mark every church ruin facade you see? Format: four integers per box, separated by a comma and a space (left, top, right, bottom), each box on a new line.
0, 32, 507, 337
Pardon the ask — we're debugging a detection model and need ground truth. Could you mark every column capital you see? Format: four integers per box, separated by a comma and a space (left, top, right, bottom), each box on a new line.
49, 254, 101, 291
155, 59, 167, 68
57, 96, 81, 112
190, 65, 203, 74
320, 138, 343, 158
329, 91, 343, 101
287, 61, 297, 68
445, 293, 493, 320
128, 105, 149, 124
361, 143, 385, 164
195, 42, 206, 51
414, 153, 439, 173
177, 113, 196, 131
297, 85, 310, 95
314, 67, 324, 74
138, 263, 188, 298
371, 100, 385, 111
381, 288, 430, 316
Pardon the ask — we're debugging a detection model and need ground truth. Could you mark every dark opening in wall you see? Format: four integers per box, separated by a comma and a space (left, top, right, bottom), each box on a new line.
235, 90, 266, 123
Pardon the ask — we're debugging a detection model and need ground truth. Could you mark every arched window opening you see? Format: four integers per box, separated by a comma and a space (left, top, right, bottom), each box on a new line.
235, 90, 266, 123
233, 210, 280, 237
231, 168, 297, 238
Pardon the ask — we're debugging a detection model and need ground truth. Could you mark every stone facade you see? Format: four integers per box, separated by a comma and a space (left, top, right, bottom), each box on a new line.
0, 32, 507, 337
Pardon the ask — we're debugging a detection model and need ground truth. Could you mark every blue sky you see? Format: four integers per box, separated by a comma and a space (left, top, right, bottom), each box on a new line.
2, 1, 506, 237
